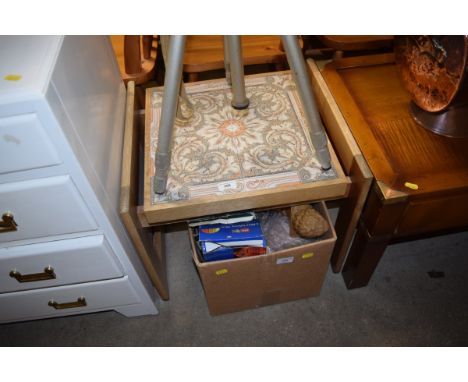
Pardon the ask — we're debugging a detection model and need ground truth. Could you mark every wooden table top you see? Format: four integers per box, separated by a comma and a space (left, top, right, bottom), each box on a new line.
323, 53, 468, 199
184, 36, 289, 73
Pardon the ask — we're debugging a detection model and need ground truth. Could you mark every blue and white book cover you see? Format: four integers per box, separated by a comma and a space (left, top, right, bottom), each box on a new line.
198, 219, 265, 256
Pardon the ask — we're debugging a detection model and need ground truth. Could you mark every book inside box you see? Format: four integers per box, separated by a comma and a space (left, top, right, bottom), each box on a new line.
191, 203, 328, 263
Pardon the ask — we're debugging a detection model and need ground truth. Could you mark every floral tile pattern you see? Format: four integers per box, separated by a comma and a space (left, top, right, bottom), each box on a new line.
148, 72, 336, 204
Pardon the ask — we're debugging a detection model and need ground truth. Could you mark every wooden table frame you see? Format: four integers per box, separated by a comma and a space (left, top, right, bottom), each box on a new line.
317, 54, 468, 289
307, 59, 373, 274
119, 58, 399, 300
120, 82, 169, 300
142, 70, 351, 226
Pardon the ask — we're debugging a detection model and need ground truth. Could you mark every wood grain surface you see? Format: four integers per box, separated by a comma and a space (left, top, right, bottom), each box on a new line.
120, 81, 169, 300
184, 35, 289, 75
323, 53, 468, 198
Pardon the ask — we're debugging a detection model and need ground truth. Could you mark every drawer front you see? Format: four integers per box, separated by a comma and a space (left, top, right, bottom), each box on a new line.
0, 235, 124, 293
0, 276, 140, 323
0, 175, 98, 244
0, 113, 61, 174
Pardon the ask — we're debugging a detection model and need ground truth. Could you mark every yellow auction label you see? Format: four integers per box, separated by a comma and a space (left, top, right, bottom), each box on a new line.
215, 269, 228, 276
4, 74, 22, 81
302, 252, 315, 259
404, 182, 419, 190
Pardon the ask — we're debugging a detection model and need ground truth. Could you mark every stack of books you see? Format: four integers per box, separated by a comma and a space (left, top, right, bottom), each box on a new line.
194, 213, 267, 262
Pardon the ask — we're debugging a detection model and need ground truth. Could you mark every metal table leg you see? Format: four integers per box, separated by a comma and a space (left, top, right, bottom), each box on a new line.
153, 35, 186, 194
226, 35, 249, 110
154, 35, 327, 195
282, 35, 331, 170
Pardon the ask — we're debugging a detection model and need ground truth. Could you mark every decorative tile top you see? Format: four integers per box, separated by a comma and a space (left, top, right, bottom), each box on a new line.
148, 72, 336, 204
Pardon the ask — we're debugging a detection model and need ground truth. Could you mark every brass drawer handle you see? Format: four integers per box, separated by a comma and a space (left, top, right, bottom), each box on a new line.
9, 266, 56, 283
0, 212, 17, 233
48, 296, 87, 310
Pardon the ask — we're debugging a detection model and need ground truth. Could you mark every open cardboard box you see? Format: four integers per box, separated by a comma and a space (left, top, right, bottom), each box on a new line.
189, 201, 336, 316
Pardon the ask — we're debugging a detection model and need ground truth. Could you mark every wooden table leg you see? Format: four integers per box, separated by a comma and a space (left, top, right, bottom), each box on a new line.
341, 181, 408, 289
120, 82, 169, 300
306, 58, 374, 274
331, 155, 372, 273
124, 36, 142, 75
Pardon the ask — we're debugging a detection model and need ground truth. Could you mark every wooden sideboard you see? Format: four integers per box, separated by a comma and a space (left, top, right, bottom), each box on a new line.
317, 53, 468, 288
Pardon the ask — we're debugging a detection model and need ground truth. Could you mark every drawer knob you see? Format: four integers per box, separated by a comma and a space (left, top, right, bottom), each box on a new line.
0, 212, 17, 233
10, 266, 56, 283
48, 296, 87, 310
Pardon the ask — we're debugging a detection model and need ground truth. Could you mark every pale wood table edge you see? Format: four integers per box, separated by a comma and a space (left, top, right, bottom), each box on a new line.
307, 58, 374, 272
119, 81, 169, 300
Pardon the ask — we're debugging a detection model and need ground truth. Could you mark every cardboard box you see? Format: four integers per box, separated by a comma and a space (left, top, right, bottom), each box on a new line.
189, 201, 337, 316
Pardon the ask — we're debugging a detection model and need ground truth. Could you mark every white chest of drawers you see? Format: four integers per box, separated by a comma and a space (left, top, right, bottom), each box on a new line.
0, 36, 159, 323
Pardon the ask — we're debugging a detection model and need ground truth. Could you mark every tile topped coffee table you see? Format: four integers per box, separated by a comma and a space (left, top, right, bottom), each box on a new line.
143, 71, 350, 225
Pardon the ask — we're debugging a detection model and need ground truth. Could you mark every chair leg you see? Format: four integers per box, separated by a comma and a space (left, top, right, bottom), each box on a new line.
226, 35, 249, 110
124, 36, 142, 74
281, 35, 331, 170
153, 35, 186, 194
142, 35, 153, 59
160, 35, 193, 113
